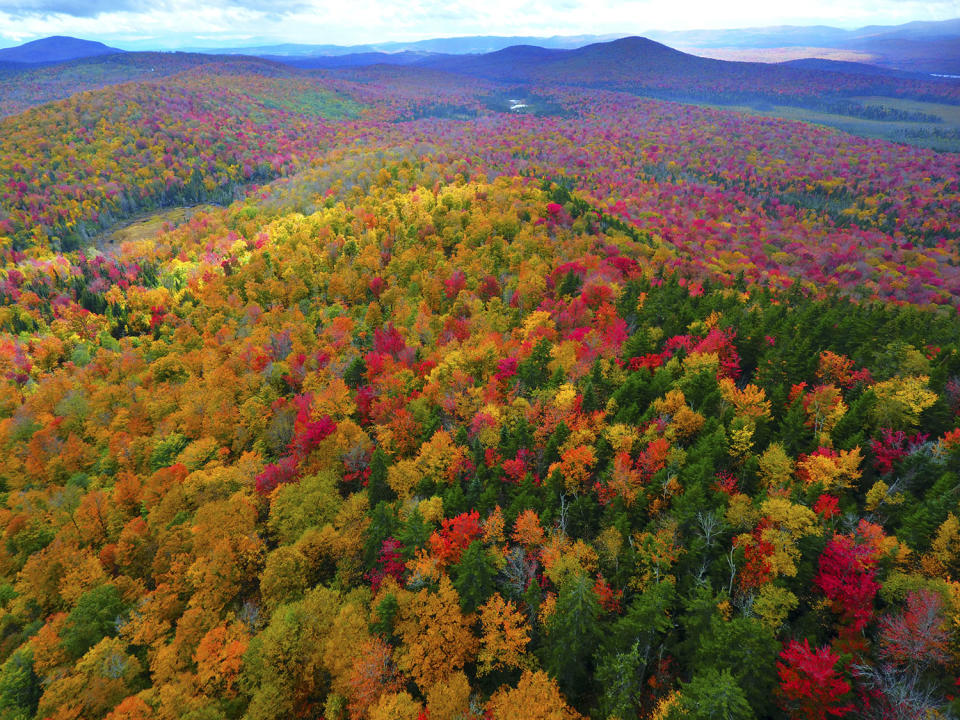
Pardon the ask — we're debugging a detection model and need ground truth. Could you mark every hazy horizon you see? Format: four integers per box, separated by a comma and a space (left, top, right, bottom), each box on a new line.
0, 0, 957, 50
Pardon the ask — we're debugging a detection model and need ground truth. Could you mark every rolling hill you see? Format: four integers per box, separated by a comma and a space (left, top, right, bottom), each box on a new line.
0, 35, 122, 64
196, 33, 623, 57
0, 51, 258, 117
267, 50, 433, 69
185, 19, 960, 75
781, 58, 923, 78
414, 36, 960, 107
4, 34, 957, 121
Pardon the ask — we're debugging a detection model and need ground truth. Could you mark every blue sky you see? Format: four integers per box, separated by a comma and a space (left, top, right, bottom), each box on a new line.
0, 0, 957, 49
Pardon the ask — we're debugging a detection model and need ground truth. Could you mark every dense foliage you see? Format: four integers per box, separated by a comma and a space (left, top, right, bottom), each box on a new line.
0, 48, 958, 720
0, 52, 228, 118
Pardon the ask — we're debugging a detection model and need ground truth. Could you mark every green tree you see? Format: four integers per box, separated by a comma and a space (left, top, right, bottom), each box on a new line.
364, 501, 398, 568
367, 449, 397, 507
0, 647, 40, 720
60, 584, 126, 659
693, 616, 779, 716
595, 642, 644, 720
541, 572, 600, 702
268, 470, 342, 544
397, 508, 431, 560
517, 339, 552, 392
595, 581, 676, 719
452, 540, 496, 613
667, 669, 755, 720
243, 586, 340, 720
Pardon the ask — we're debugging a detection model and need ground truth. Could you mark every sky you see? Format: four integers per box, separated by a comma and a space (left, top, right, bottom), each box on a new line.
0, 0, 957, 49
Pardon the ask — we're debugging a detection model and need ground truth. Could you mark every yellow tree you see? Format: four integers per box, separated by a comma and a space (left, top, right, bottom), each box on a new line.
368, 691, 423, 720
478, 593, 531, 675
870, 375, 938, 430
796, 447, 863, 491
425, 671, 472, 720
757, 443, 794, 490
37, 637, 143, 720
487, 670, 582, 720
394, 576, 477, 691
922, 514, 960, 580
802, 384, 847, 445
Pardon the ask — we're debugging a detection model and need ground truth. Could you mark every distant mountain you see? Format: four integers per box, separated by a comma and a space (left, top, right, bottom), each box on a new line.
850, 18, 960, 41
645, 18, 960, 50
373, 35, 620, 55
384, 35, 959, 112
782, 58, 924, 79
205, 42, 378, 57
0, 36, 123, 65
3, 28, 957, 118
267, 51, 434, 69
644, 25, 852, 49
843, 35, 960, 75
194, 34, 623, 58
418, 44, 565, 78
416, 36, 755, 85
216, 19, 959, 75
648, 18, 960, 74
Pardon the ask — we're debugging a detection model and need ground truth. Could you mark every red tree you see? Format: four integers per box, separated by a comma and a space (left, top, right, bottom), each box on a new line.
428, 510, 482, 566
814, 535, 880, 633
777, 639, 854, 720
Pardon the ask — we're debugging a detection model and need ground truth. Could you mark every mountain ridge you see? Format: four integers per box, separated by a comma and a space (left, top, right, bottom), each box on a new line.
3, 18, 957, 73
0, 35, 122, 64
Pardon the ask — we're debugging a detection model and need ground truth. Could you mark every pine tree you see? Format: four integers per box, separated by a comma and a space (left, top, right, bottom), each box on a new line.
669, 669, 755, 720
542, 572, 600, 702
452, 541, 496, 613
367, 449, 397, 507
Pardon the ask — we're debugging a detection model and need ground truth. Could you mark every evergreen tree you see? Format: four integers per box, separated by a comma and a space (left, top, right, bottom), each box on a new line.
367, 449, 396, 507
693, 617, 779, 716
517, 339, 553, 392
397, 508, 431, 560
364, 501, 398, 568
452, 541, 496, 613
542, 573, 600, 703
668, 669, 755, 720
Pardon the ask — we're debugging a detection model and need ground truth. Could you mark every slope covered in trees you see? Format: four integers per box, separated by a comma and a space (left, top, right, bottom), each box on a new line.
0, 45, 958, 720
418, 36, 960, 109
0, 53, 239, 118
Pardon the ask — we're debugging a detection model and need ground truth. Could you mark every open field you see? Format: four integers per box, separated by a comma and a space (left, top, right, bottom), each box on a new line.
675, 94, 960, 151
94, 204, 222, 252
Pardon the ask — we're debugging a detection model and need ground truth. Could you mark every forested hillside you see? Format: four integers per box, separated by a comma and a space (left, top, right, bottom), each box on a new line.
0, 38, 958, 720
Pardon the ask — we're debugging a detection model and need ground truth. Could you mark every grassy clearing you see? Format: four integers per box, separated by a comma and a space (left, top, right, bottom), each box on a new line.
670, 96, 960, 152
852, 96, 960, 125
94, 204, 221, 252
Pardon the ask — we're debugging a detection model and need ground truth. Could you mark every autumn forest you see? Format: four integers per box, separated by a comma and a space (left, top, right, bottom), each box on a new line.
0, 28, 959, 720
